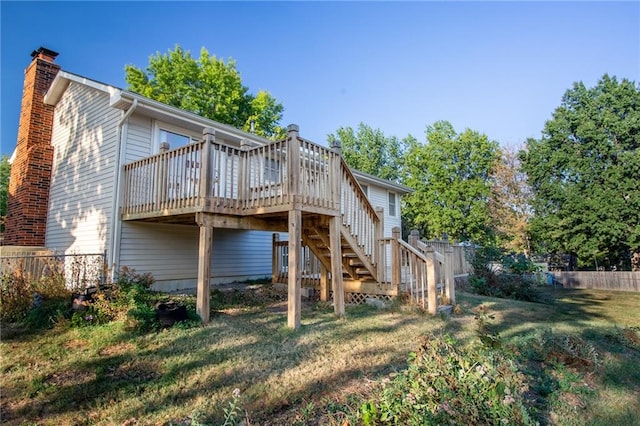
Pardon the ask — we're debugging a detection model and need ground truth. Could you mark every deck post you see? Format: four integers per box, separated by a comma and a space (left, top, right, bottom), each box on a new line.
287, 124, 301, 204
375, 207, 384, 282
288, 208, 302, 329
196, 212, 213, 324
320, 264, 329, 302
391, 227, 401, 290
329, 214, 345, 316
425, 245, 437, 315
200, 128, 215, 208
445, 246, 456, 304
330, 139, 342, 211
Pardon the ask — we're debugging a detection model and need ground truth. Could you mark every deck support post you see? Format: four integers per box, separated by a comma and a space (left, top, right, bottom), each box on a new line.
445, 246, 456, 304
288, 208, 302, 329
196, 212, 213, 324
320, 264, 329, 302
425, 245, 437, 315
329, 214, 345, 316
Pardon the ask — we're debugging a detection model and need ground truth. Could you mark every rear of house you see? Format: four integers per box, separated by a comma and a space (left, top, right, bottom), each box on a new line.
5, 48, 410, 293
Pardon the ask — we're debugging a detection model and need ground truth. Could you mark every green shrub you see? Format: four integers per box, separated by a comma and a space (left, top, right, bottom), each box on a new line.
0, 271, 34, 323
1, 259, 72, 325
360, 331, 536, 425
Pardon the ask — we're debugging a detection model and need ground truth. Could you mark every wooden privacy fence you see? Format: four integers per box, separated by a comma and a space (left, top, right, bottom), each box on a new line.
551, 271, 640, 292
0, 249, 107, 291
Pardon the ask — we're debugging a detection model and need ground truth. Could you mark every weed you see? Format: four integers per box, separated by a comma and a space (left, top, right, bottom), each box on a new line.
222, 388, 244, 426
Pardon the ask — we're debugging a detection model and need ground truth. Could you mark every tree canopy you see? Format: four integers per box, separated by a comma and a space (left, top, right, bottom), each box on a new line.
520, 74, 640, 269
328, 123, 407, 182
489, 146, 533, 255
125, 45, 285, 139
403, 121, 499, 244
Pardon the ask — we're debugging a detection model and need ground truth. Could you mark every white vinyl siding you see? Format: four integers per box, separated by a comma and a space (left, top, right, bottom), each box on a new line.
118, 222, 273, 291
361, 183, 402, 238
124, 115, 153, 162
46, 82, 120, 254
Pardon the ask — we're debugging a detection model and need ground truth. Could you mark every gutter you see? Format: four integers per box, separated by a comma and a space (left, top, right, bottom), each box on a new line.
108, 98, 138, 280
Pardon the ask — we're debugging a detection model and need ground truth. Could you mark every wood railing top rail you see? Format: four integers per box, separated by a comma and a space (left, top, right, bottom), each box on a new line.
398, 238, 428, 261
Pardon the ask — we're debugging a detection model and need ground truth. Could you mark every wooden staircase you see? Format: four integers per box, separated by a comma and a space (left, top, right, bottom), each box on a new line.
302, 219, 377, 283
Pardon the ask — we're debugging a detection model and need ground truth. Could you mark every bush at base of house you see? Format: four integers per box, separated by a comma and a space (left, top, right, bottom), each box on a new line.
1, 266, 199, 333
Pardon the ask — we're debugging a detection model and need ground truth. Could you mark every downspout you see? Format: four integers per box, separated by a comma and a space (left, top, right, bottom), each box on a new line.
109, 98, 138, 281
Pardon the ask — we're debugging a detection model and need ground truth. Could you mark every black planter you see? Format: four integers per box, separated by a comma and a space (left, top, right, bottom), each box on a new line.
155, 301, 188, 327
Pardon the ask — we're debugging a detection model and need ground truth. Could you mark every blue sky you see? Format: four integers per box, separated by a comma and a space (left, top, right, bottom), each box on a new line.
1, 1, 638, 157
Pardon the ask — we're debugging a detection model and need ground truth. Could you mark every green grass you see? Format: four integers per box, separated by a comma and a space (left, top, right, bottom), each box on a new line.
1, 285, 639, 425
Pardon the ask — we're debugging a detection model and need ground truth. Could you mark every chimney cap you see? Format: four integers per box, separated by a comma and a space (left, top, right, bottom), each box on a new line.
31, 47, 59, 62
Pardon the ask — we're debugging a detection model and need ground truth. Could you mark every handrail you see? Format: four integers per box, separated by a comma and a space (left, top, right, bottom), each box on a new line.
340, 158, 380, 261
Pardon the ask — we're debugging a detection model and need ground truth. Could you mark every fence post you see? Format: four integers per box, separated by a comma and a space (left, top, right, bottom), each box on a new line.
425, 245, 437, 315
391, 227, 401, 290
409, 229, 419, 249
445, 246, 455, 304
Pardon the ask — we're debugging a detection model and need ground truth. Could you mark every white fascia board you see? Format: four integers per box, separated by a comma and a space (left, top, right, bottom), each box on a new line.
352, 170, 413, 194
44, 71, 119, 106
111, 91, 274, 146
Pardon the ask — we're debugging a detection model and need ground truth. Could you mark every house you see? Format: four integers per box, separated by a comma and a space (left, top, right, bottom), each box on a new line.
5, 47, 429, 329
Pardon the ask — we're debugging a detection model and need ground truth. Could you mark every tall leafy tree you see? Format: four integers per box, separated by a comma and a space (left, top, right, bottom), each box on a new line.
328, 123, 407, 182
403, 121, 499, 244
520, 75, 640, 270
125, 45, 285, 139
489, 146, 533, 255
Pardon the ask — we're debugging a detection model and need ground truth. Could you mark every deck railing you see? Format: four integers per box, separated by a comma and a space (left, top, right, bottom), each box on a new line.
122, 132, 341, 218
340, 160, 380, 263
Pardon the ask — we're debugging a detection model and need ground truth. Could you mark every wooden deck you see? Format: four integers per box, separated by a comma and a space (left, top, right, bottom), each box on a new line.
120, 125, 453, 328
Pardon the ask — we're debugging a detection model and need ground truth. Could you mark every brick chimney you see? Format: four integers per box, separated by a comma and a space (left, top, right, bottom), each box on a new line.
3, 47, 60, 246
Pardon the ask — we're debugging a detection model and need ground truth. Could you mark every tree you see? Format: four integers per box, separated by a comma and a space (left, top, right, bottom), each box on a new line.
488, 146, 533, 255
125, 45, 286, 139
520, 75, 640, 270
328, 123, 407, 182
0, 154, 10, 233
403, 121, 499, 244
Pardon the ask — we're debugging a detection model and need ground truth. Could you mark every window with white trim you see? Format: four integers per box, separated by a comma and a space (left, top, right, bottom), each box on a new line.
388, 192, 397, 217
361, 184, 368, 197
154, 121, 199, 152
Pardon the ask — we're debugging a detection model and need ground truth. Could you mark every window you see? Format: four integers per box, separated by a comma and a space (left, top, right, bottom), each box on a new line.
154, 121, 199, 152
159, 129, 191, 149
264, 158, 280, 182
388, 192, 397, 217
361, 184, 368, 197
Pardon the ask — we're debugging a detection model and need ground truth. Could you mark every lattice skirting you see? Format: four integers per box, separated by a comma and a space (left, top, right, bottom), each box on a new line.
324, 291, 394, 305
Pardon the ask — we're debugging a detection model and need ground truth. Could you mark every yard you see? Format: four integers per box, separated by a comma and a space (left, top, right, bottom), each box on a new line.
1, 285, 639, 425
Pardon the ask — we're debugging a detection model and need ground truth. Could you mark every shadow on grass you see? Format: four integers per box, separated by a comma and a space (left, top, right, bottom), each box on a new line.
1, 294, 436, 424
458, 288, 640, 426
